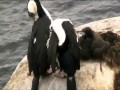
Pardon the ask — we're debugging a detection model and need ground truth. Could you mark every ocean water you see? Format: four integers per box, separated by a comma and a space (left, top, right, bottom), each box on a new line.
0, 0, 120, 89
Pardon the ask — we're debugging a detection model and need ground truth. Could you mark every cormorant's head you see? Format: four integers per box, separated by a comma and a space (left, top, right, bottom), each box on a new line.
81, 27, 94, 38
27, 0, 37, 22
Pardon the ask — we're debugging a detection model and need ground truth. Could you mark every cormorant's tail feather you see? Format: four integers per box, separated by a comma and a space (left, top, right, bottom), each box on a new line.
31, 77, 39, 90
67, 76, 76, 90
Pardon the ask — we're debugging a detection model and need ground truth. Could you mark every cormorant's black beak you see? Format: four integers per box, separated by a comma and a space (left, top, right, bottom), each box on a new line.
28, 12, 35, 23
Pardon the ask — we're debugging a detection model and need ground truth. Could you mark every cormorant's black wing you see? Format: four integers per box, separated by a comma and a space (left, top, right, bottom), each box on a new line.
62, 21, 80, 70
47, 31, 59, 72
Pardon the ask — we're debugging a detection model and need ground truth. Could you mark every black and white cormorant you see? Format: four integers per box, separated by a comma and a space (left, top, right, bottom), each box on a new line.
27, 0, 53, 90
48, 19, 81, 90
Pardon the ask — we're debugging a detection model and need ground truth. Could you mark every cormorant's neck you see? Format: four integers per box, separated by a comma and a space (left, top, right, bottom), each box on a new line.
34, 0, 45, 17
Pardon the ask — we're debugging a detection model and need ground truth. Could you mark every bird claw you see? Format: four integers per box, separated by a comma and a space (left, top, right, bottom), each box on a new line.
55, 70, 67, 78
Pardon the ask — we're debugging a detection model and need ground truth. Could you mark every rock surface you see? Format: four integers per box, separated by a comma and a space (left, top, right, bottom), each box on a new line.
3, 16, 120, 90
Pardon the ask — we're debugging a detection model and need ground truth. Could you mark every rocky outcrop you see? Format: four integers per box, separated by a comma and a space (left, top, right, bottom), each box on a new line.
3, 16, 120, 90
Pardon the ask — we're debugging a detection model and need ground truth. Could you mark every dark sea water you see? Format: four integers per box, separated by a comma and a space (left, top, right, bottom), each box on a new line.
0, 0, 120, 89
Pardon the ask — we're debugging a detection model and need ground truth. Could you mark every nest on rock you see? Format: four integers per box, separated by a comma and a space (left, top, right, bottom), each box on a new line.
100, 31, 120, 69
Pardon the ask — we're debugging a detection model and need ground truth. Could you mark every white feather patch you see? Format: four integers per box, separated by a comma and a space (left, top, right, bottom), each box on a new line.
33, 38, 36, 44
46, 29, 52, 48
50, 19, 73, 46
69, 77, 73, 81
27, 0, 37, 14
